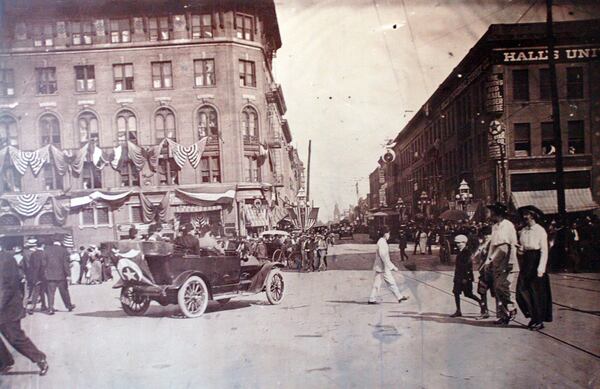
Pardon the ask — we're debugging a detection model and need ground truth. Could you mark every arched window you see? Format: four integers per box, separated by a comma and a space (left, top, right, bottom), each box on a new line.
38, 212, 57, 225
0, 213, 20, 226
241, 106, 258, 143
0, 115, 18, 148
116, 110, 137, 144
155, 108, 176, 141
39, 114, 61, 146
78, 112, 99, 145
197, 106, 218, 140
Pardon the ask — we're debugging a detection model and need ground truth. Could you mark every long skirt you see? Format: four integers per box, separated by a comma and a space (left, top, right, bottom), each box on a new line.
516, 250, 553, 323
70, 262, 80, 283
419, 235, 427, 254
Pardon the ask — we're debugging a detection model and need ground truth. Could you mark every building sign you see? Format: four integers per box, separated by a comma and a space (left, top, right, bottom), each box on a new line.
497, 46, 600, 64
378, 168, 385, 184
488, 120, 505, 160
485, 74, 504, 113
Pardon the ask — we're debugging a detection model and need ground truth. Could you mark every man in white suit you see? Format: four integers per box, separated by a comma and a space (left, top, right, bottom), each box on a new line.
368, 227, 410, 304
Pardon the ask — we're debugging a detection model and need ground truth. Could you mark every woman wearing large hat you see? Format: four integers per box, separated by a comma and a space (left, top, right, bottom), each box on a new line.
516, 205, 553, 330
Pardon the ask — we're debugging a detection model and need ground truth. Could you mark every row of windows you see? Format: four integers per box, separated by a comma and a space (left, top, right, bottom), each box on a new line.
0, 105, 260, 149
513, 120, 585, 157
512, 67, 584, 101
20, 13, 256, 48
0, 59, 256, 97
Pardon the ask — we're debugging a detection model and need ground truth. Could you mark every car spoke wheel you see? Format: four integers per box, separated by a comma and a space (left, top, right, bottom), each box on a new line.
120, 286, 150, 316
265, 269, 285, 305
178, 276, 209, 318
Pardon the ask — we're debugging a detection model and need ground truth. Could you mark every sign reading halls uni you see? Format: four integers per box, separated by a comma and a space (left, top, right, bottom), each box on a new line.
498, 46, 600, 63
485, 73, 504, 113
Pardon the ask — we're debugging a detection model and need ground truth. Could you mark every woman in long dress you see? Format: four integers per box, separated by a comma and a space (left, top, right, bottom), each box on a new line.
69, 249, 81, 285
89, 256, 103, 284
419, 230, 428, 254
516, 206, 553, 330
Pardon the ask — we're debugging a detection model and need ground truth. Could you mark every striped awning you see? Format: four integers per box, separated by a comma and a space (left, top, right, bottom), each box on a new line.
511, 188, 599, 214
175, 205, 222, 213
244, 207, 269, 228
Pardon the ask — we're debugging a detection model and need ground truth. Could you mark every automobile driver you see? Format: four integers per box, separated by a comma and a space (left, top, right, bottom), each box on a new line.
175, 223, 201, 255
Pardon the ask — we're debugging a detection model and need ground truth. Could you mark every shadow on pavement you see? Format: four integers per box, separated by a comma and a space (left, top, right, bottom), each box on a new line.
75, 300, 258, 319
326, 300, 400, 306
2, 370, 40, 376
387, 312, 524, 329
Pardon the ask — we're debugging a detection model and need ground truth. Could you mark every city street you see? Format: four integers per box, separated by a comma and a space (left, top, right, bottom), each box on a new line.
2, 238, 599, 389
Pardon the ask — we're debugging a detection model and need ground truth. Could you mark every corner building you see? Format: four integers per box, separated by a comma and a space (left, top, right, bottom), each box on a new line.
387, 20, 600, 217
0, 0, 303, 245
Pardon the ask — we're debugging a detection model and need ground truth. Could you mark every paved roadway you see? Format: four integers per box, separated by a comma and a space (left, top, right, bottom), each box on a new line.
2, 237, 600, 389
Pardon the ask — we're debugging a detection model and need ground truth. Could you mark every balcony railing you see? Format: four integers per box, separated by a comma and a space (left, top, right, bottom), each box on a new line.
266, 83, 287, 116
243, 134, 260, 144
268, 133, 282, 148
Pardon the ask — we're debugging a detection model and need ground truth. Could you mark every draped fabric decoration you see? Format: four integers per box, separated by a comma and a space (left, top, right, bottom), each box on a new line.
243, 204, 269, 227
7, 146, 31, 175
49, 145, 69, 176
270, 206, 289, 225
70, 143, 89, 175
88, 142, 108, 169
127, 141, 145, 171
139, 191, 170, 223
111, 145, 123, 170
191, 214, 210, 229
258, 143, 269, 164
34, 145, 51, 175
0, 147, 8, 173
287, 208, 301, 230
175, 187, 236, 205
50, 196, 69, 225
70, 190, 133, 208
145, 139, 167, 172
3, 193, 50, 217
167, 138, 207, 169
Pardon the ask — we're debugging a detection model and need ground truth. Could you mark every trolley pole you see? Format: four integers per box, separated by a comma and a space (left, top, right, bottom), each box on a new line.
306, 140, 312, 202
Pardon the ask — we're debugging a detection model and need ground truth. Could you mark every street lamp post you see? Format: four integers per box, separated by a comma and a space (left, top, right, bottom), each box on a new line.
417, 191, 430, 215
455, 179, 473, 211
396, 197, 405, 223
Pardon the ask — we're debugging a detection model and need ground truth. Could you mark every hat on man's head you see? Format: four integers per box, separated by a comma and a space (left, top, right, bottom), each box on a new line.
518, 205, 545, 222
13, 246, 23, 253
486, 202, 509, 217
181, 223, 195, 233
454, 234, 468, 243
25, 238, 38, 248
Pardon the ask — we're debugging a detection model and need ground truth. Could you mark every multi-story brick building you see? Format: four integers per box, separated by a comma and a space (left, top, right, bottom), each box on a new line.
375, 19, 600, 218
0, 0, 304, 245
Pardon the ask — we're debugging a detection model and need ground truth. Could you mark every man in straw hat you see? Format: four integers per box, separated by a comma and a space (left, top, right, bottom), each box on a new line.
368, 227, 410, 304
482, 202, 518, 325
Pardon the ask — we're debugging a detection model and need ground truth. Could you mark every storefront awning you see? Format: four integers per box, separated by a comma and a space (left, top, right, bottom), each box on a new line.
511, 188, 599, 214
174, 205, 222, 213
0, 225, 72, 237
175, 186, 236, 205
244, 207, 269, 228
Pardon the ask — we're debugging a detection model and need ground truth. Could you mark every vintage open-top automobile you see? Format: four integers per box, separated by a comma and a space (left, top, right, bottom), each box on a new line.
101, 240, 285, 318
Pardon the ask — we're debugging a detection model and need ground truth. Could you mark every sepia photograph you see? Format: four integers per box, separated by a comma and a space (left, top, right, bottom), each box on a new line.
0, 0, 599, 387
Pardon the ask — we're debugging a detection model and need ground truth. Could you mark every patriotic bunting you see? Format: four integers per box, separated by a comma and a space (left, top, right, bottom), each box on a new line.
49, 145, 69, 176
70, 143, 89, 175
138, 191, 170, 223
50, 196, 69, 225
127, 141, 145, 171
167, 138, 207, 169
7, 146, 29, 175
3, 193, 50, 217
146, 139, 167, 172
70, 190, 133, 208
191, 214, 210, 229
0, 147, 7, 173
111, 145, 123, 170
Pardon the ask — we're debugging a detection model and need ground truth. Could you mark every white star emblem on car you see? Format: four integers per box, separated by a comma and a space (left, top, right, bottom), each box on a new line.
122, 267, 140, 281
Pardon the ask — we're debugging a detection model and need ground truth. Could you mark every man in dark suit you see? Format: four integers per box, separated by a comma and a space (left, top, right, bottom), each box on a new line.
43, 236, 75, 315
26, 241, 48, 314
0, 244, 48, 375
175, 223, 201, 255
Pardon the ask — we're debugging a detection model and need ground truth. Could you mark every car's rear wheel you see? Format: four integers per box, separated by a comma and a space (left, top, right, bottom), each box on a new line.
178, 276, 209, 318
120, 286, 150, 316
265, 269, 285, 305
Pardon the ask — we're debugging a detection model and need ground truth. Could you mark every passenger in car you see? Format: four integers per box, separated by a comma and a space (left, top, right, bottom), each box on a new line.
175, 223, 201, 255
198, 226, 225, 255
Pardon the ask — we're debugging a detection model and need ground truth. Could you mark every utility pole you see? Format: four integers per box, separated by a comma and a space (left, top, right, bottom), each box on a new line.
306, 140, 312, 202
547, 0, 567, 222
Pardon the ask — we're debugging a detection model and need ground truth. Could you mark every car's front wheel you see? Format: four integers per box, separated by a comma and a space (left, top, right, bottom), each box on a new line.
265, 269, 285, 305
120, 286, 150, 316
178, 275, 209, 318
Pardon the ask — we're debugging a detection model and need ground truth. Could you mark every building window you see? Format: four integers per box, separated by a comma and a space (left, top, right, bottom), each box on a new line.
113, 63, 134, 91
244, 156, 260, 182
235, 13, 254, 41
130, 205, 143, 223
120, 163, 140, 187
75, 65, 95, 92
151, 61, 173, 89
42, 164, 63, 190
241, 106, 259, 143
194, 59, 215, 87
512, 69, 529, 101
71, 21, 93, 45
0, 69, 15, 97
81, 206, 110, 226
155, 108, 176, 141
191, 14, 213, 38
78, 112, 99, 145
239, 60, 256, 87
36, 67, 57, 95
539, 68, 550, 100
148, 17, 171, 41
0, 214, 20, 226
568, 120, 585, 154
116, 110, 137, 144
82, 162, 102, 189
33, 23, 54, 47
541, 122, 555, 155
197, 106, 218, 140
110, 19, 131, 43
0, 115, 18, 148
158, 158, 179, 185
38, 212, 57, 226
566, 67, 583, 99
200, 156, 221, 183
513, 123, 531, 157
39, 114, 61, 146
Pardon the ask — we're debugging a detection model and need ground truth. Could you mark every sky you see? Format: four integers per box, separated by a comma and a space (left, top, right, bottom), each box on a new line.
271, 0, 600, 222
